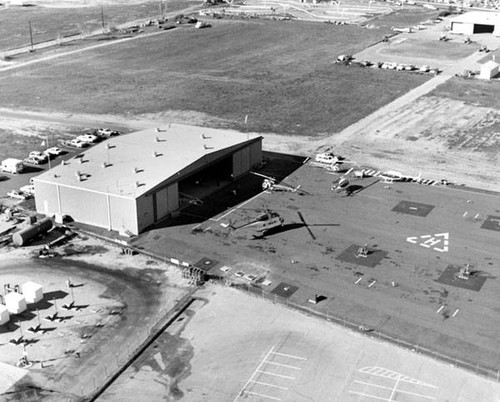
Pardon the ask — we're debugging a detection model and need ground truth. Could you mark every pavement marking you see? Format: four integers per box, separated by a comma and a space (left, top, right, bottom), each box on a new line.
264, 361, 302, 370
234, 346, 307, 401
355, 277, 363, 285
234, 345, 276, 402
406, 232, 449, 253
452, 308, 460, 317
270, 351, 307, 360
436, 305, 445, 314
245, 391, 281, 401
249, 380, 289, 390
212, 191, 265, 222
350, 366, 439, 402
257, 370, 295, 380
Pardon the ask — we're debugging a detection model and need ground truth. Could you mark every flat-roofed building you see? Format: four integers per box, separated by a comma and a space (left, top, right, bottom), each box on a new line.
33, 124, 262, 235
450, 12, 500, 36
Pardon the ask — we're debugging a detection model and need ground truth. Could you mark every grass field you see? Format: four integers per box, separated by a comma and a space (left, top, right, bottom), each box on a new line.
0, 0, 198, 51
0, 19, 430, 135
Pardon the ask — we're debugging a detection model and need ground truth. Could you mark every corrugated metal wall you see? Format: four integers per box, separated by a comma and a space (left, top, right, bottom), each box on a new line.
154, 183, 179, 221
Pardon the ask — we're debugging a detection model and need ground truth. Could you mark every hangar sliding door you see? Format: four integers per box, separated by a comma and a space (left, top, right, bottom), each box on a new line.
232, 147, 251, 178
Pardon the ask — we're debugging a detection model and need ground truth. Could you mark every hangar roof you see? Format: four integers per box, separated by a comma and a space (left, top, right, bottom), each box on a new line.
450, 11, 500, 25
34, 124, 262, 199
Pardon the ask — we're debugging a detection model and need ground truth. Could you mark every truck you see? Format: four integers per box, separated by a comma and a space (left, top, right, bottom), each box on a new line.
1, 158, 24, 174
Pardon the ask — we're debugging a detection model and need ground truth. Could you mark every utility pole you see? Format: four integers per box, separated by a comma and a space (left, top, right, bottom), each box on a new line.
28, 21, 34, 52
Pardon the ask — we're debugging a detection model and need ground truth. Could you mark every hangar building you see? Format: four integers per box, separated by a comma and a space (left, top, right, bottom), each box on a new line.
33, 124, 263, 235
450, 12, 500, 36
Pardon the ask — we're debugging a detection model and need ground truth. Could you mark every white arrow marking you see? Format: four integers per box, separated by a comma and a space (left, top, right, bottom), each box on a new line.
406, 237, 418, 244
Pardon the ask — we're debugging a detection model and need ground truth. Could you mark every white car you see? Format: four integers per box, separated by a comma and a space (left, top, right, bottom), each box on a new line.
77, 134, 99, 144
68, 139, 87, 148
7, 190, 30, 200
43, 147, 63, 157
20, 185, 35, 195
96, 128, 120, 138
28, 151, 48, 163
315, 152, 340, 165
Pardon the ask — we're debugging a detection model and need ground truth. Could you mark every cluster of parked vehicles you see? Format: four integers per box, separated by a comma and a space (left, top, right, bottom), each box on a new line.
1, 128, 122, 201
61, 128, 120, 149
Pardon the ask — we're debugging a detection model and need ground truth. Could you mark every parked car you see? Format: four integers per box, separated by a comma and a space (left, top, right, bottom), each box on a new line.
66, 139, 88, 148
96, 128, 120, 138
77, 134, 99, 144
20, 185, 35, 195
43, 147, 63, 157
7, 190, 30, 200
28, 151, 48, 163
23, 157, 42, 165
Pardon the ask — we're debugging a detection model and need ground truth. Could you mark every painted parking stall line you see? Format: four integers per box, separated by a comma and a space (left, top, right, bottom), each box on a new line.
234, 345, 307, 401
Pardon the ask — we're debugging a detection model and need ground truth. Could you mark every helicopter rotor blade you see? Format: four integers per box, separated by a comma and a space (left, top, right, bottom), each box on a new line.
297, 211, 316, 240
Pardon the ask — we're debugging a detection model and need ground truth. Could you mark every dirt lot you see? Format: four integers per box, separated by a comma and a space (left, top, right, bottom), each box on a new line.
0, 237, 192, 401
100, 285, 500, 401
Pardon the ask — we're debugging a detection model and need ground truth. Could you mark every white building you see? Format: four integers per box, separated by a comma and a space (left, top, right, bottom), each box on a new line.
21, 281, 44, 304
479, 60, 499, 79
5, 292, 27, 315
33, 124, 262, 235
450, 12, 500, 36
0, 305, 9, 325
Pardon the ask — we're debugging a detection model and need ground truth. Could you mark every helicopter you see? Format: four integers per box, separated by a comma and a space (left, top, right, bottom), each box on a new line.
250, 172, 306, 194
222, 209, 284, 238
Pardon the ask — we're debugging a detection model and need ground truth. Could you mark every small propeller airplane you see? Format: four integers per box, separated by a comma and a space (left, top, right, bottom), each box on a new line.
251, 172, 307, 194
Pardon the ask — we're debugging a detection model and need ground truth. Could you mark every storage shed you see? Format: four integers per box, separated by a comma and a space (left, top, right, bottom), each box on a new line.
5, 292, 27, 315
21, 281, 44, 304
33, 124, 263, 235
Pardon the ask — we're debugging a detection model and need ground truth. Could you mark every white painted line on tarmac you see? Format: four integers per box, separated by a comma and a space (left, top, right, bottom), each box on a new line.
354, 277, 363, 285
270, 351, 307, 360
354, 380, 392, 390
349, 391, 390, 401
233, 345, 276, 402
212, 191, 265, 222
436, 305, 444, 314
249, 380, 289, 390
245, 390, 281, 401
203, 226, 211, 232
368, 280, 376, 288
264, 361, 302, 370
257, 370, 295, 380
452, 308, 459, 317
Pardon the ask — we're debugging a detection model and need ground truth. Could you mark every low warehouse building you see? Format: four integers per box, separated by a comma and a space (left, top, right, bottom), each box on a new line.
479, 60, 499, 79
33, 124, 263, 235
450, 12, 500, 36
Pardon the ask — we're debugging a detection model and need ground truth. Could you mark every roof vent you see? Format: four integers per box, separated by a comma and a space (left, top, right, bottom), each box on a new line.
202, 134, 211, 139
102, 162, 107, 168
153, 151, 158, 157
135, 181, 140, 188
75, 171, 81, 182
156, 128, 161, 132
134, 167, 139, 174
61, 160, 66, 166
106, 143, 111, 149
79, 158, 84, 164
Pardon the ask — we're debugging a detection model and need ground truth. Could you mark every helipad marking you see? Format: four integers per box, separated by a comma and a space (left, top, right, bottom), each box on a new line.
406, 232, 449, 252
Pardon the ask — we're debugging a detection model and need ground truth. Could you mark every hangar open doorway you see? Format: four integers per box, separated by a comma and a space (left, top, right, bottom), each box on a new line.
178, 154, 235, 207
474, 24, 494, 34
